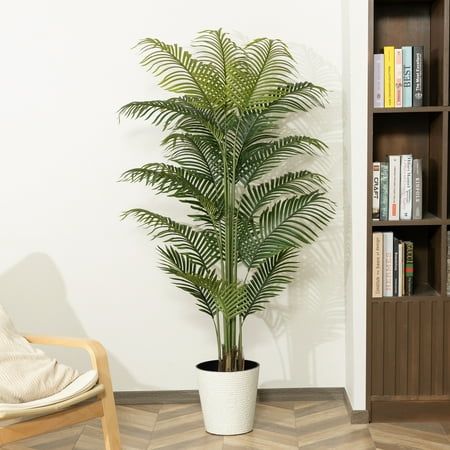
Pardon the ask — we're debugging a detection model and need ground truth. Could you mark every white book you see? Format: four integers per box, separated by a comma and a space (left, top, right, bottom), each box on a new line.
388, 155, 401, 220
374, 54, 384, 108
373, 162, 381, 220
395, 49, 403, 107
372, 233, 383, 298
398, 241, 404, 296
383, 232, 394, 297
412, 159, 423, 219
400, 154, 413, 220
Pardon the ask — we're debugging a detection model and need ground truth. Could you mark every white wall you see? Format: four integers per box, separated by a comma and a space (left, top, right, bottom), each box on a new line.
342, 0, 368, 410
0, 0, 346, 391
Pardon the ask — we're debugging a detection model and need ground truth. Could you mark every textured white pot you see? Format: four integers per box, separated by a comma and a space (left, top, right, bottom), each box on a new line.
197, 360, 259, 435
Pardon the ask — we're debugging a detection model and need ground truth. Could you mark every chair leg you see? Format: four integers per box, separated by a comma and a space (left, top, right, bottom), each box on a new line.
101, 392, 121, 450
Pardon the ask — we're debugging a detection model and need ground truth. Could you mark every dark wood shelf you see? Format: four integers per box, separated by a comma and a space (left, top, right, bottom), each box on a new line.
372, 106, 447, 113
372, 215, 442, 226
367, 0, 449, 423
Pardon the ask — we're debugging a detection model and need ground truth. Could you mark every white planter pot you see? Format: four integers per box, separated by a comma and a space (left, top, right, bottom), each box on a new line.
196, 360, 259, 435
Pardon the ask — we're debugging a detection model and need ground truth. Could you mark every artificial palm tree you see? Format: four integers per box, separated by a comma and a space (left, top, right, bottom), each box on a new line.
120, 29, 334, 372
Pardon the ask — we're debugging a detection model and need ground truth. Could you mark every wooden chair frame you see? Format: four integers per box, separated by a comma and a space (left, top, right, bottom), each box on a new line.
0, 336, 121, 449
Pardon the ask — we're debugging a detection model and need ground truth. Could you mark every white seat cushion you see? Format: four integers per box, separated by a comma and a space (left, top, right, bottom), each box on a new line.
0, 369, 98, 412
0, 304, 79, 403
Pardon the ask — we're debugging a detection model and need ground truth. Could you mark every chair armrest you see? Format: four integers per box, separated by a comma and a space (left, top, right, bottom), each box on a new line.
24, 335, 112, 390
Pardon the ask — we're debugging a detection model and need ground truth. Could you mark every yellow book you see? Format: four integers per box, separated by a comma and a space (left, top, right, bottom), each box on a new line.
384, 46, 395, 107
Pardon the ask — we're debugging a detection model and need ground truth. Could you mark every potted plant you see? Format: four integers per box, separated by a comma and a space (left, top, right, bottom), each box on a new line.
120, 29, 334, 435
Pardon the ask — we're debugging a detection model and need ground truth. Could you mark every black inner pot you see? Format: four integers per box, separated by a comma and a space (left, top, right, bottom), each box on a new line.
196, 360, 259, 372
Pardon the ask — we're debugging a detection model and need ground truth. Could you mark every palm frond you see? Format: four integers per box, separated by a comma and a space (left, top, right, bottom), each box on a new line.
158, 246, 218, 317
239, 171, 328, 219
243, 249, 298, 318
120, 163, 222, 223
239, 136, 327, 184
122, 209, 220, 268
240, 192, 335, 267
137, 38, 224, 106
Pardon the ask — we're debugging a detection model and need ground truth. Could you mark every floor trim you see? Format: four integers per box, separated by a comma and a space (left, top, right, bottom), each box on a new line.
115, 387, 347, 405
343, 388, 370, 424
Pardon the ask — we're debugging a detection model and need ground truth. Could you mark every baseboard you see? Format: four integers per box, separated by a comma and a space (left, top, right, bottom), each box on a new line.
114, 387, 345, 405
343, 389, 369, 424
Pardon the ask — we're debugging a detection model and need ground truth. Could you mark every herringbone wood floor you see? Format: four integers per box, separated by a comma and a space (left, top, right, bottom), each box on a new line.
3, 399, 450, 449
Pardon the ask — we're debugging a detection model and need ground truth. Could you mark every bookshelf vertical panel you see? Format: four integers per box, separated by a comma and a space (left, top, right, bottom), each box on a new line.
431, 300, 444, 395
407, 301, 421, 395
395, 302, 409, 395
419, 301, 433, 394
443, 300, 450, 393
431, 0, 446, 105
384, 302, 397, 394
372, 302, 385, 396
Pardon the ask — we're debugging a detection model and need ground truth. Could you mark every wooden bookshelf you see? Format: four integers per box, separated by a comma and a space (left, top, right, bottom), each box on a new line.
367, 0, 450, 421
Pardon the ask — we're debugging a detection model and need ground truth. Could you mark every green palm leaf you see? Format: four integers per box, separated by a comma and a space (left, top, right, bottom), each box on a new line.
122, 209, 220, 268
239, 136, 327, 184
240, 192, 334, 267
243, 249, 298, 318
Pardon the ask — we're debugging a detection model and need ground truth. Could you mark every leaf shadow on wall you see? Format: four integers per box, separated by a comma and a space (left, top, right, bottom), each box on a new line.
0, 252, 151, 390
256, 44, 345, 387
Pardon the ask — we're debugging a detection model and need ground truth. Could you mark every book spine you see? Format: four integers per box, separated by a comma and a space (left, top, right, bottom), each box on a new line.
405, 241, 414, 295
402, 46, 412, 107
388, 155, 401, 220
395, 49, 403, 107
373, 162, 381, 220
372, 233, 383, 298
413, 46, 424, 107
383, 232, 394, 297
374, 54, 384, 108
412, 159, 423, 219
384, 46, 395, 108
393, 237, 399, 296
398, 241, 404, 296
400, 154, 413, 220
380, 162, 389, 221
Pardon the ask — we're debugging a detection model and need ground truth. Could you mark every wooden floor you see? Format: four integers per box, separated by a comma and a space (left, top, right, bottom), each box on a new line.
3, 399, 450, 449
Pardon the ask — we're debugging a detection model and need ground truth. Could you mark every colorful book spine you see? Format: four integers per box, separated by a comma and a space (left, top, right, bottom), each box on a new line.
380, 162, 389, 221
405, 241, 414, 295
412, 159, 423, 219
393, 237, 399, 296
400, 154, 413, 220
413, 46, 424, 107
383, 231, 394, 297
373, 162, 381, 220
394, 49, 403, 107
374, 54, 384, 108
398, 241, 404, 296
384, 46, 395, 108
388, 155, 401, 220
402, 46, 412, 107
372, 233, 383, 298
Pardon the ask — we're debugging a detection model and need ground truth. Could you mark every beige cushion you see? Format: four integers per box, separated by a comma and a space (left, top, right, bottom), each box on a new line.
0, 304, 79, 404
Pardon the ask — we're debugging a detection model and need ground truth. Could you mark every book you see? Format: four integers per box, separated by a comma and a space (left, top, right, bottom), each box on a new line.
400, 154, 413, 220
384, 46, 395, 108
394, 49, 403, 107
393, 237, 399, 296
388, 155, 401, 220
413, 46, 424, 107
383, 231, 394, 297
412, 159, 423, 219
398, 241, 404, 296
374, 54, 384, 108
372, 233, 383, 298
404, 241, 414, 295
402, 46, 412, 107
373, 162, 381, 220
380, 162, 389, 221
